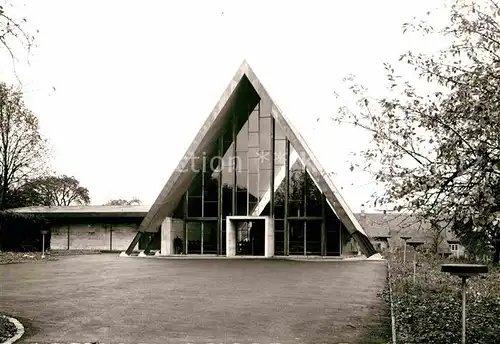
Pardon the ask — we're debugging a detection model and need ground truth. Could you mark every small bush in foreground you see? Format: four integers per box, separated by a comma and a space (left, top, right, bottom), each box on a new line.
389, 255, 500, 343
0, 316, 17, 342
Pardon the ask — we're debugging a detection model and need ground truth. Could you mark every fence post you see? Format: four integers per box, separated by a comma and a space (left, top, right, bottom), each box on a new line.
387, 261, 397, 344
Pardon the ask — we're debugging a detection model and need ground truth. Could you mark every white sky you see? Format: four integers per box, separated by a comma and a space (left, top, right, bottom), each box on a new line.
1, 0, 443, 212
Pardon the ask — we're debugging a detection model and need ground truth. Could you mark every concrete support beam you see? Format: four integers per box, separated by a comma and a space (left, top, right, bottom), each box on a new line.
124, 231, 142, 256
160, 217, 185, 256
161, 218, 173, 256
226, 219, 237, 257
264, 217, 275, 258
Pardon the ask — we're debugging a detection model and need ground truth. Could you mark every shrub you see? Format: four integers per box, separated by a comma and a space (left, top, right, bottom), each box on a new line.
389, 254, 500, 343
0, 211, 49, 251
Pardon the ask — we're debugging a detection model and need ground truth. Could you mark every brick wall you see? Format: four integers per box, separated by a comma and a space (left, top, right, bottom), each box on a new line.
51, 225, 70, 250
110, 225, 140, 251
50, 223, 139, 251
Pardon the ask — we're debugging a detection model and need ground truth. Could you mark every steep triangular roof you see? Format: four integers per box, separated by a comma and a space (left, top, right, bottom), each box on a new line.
139, 60, 376, 256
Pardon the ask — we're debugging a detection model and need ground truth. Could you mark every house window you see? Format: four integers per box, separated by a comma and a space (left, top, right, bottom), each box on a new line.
449, 244, 459, 252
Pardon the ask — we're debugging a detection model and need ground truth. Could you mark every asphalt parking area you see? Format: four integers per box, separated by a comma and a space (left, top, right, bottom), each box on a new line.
0, 254, 388, 344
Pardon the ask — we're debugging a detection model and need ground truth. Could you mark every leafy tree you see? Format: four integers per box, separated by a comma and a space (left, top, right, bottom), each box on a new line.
0, 82, 48, 209
104, 198, 142, 206
336, 0, 500, 260
428, 220, 447, 255
21, 175, 90, 206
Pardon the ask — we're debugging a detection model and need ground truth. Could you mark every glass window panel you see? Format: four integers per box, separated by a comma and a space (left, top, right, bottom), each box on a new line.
275, 203, 286, 221
259, 117, 271, 132
273, 219, 283, 232
305, 220, 322, 255
289, 200, 304, 217
248, 132, 259, 148
248, 147, 259, 158
221, 168, 233, 187
248, 111, 258, 132
203, 174, 218, 202
273, 166, 285, 219
220, 223, 226, 255
274, 173, 286, 209
210, 156, 223, 177
274, 139, 286, 166
236, 171, 247, 189
274, 173, 285, 219
305, 173, 322, 216
236, 123, 248, 149
290, 158, 304, 171
275, 124, 286, 140
203, 201, 218, 217
223, 141, 235, 157
188, 173, 203, 196
187, 222, 202, 254
305, 199, 322, 216
289, 168, 305, 200
260, 152, 272, 170
202, 221, 218, 254
326, 206, 341, 256
274, 230, 285, 256
259, 104, 271, 118
236, 190, 248, 215
289, 220, 305, 255
259, 169, 271, 196
248, 174, 258, 200
259, 118, 271, 151
260, 134, 271, 151
248, 158, 259, 173
248, 202, 258, 215
260, 203, 270, 216
172, 199, 184, 218
221, 184, 233, 216
237, 151, 248, 171
187, 196, 203, 217
222, 153, 235, 167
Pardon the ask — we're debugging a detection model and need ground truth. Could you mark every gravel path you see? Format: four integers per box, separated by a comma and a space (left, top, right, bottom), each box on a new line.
0, 254, 388, 344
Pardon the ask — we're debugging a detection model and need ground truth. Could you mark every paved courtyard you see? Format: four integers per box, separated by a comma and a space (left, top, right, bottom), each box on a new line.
0, 254, 389, 344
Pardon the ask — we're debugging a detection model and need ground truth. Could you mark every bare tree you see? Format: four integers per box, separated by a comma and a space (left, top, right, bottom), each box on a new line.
0, 1, 36, 78
0, 82, 48, 209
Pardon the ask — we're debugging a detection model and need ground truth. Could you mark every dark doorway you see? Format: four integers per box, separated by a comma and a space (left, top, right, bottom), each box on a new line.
235, 219, 265, 256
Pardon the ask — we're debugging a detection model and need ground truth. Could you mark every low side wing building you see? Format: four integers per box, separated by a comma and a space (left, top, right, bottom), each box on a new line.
9, 205, 149, 252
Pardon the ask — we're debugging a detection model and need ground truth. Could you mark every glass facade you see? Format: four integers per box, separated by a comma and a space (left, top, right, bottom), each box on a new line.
172, 78, 347, 256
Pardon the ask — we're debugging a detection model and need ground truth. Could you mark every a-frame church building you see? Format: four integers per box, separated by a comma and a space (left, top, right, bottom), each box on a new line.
122, 61, 377, 258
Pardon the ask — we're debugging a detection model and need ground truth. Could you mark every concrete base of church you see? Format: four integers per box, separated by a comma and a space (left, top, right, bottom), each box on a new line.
159, 217, 185, 255
226, 216, 274, 258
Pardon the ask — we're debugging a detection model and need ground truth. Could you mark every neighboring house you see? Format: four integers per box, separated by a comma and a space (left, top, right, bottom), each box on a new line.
9, 205, 151, 252
354, 210, 466, 257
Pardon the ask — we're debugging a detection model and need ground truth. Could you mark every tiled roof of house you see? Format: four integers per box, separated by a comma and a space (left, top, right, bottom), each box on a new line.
354, 213, 429, 238
354, 212, 458, 251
